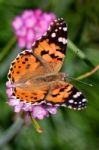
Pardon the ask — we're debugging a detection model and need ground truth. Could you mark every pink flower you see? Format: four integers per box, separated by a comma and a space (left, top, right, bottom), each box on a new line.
32, 105, 49, 120
6, 81, 58, 120
12, 9, 56, 49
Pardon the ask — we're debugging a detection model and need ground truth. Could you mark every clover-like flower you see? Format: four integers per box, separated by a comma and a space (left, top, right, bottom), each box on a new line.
12, 9, 56, 49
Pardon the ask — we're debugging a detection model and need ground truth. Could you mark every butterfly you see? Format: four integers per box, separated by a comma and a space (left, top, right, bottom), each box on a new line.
8, 18, 87, 110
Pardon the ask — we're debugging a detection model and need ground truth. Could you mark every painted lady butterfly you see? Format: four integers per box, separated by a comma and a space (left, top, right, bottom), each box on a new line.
8, 18, 87, 110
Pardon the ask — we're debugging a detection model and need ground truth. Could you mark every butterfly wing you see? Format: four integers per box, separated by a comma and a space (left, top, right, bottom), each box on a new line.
7, 51, 87, 108
46, 82, 87, 110
8, 50, 49, 83
8, 50, 49, 103
12, 84, 48, 104
32, 18, 67, 73
7, 18, 68, 104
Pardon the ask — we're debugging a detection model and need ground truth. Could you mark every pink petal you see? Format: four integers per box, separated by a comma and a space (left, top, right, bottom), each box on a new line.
22, 10, 34, 19
32, 105, 48, 120
12, 9, 56, 50
14, 102, 24, 113
6, 81, 11, 88
26, 29, 35, 41
6, 88, 13, 98
8, 99, 20, 106
6, 81, 16, 89
16, 27, 27, 36
34, 9, 42, 17
42, 13, 56, 22
26, 42, 33, 49
18, 37, 26, 48
24, 16, 36, 28
12, 17, 23, 30
47, 106, 58, 114
39, 20, 49, 30
35, 30, 45, 39
22, 103, 32, 111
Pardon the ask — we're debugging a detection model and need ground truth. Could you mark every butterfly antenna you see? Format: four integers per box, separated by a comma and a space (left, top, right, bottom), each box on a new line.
67, 76, 93, 87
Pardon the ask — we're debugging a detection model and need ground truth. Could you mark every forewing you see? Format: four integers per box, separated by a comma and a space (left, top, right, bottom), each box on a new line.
8, 50, 48, 83
32, 18, 67, 73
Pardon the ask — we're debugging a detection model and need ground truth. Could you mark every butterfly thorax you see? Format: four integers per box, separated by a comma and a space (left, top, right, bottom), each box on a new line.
35, 72, 66, 83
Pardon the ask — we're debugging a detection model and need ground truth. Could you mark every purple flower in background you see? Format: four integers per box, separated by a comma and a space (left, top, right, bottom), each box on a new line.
6, 81, 58, 120
12, 9, 56, 49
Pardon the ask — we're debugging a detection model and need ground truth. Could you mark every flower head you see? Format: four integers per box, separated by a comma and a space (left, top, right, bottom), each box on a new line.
12, 9, 56, 49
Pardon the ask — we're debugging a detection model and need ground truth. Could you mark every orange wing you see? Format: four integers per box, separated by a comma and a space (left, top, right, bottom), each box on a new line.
8, 50, 49, 83
32, 18, 67, 73
12, 85, 48, 104
8, 50, 49, 103
7, 51, 87, 107
46, 82, 87, 110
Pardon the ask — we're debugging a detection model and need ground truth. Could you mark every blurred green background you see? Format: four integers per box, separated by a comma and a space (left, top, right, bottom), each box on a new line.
0, 0, 99, 150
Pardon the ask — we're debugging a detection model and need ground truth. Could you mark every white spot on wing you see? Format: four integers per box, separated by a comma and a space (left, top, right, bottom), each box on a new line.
68, 99, 74, 103
58, 37, 67, 44
55, 104, 60, 106
68, 105, 72, 109
82, 99, 87, 102
74, 102, 77, 104
73, 92, 81, 98
54, 19, 57, 22
63, 38, 67, 44
39, 101, 46, 104
55, 29, 58, 32
47, 103, 52, 106
63, 27, 67, 31
37, 37, 41, 40
51, 32, 56, 38
32, 42, 35, 47
61, 104, 66, 107
58, 37, 63, 42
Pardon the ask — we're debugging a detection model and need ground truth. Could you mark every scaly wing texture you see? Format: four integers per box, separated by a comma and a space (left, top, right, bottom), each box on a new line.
8, 50, 49, 83
46, 82, 87, 110
32, 18, 67, 73
12, 84, 48, 103
8, 50, 49, 103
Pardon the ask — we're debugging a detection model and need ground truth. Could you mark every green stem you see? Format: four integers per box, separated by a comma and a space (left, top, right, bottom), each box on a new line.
0, 117, 24, 148
76, 65, 99, 80
0, 36, 16, 62
68, 39, 94, 68
29, 112, 43, 133
68, 39, 86, 59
